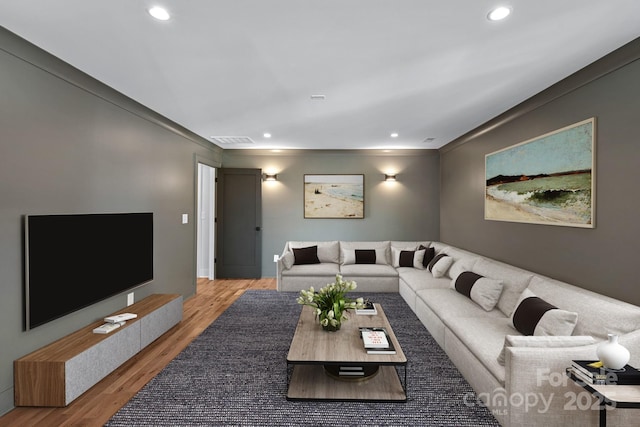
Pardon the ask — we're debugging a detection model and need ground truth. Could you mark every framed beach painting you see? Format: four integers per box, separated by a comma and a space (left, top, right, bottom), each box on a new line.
485, 117, 595, 228
304, 174, 364, 219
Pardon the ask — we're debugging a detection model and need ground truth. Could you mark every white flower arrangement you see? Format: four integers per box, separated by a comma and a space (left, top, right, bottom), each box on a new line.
296, 274, 365, 330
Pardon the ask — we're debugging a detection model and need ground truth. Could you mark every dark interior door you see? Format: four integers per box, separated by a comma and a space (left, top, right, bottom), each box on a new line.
216, 168, 262, 278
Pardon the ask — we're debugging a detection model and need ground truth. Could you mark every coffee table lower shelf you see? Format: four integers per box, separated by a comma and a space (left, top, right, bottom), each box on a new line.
287, 364, 407, 402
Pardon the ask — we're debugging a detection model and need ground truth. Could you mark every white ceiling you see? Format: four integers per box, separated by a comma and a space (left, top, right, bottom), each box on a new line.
1, 1, 639, 150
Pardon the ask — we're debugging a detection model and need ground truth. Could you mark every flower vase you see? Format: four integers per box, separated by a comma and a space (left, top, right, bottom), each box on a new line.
597, 333, 630, 370
322, 322, 341, 332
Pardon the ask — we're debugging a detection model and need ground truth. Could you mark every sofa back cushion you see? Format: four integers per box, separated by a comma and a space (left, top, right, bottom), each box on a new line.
529, 276, 640, 340
439, 246, 481, 281
340, 241, 390, 265
391, 247, 426, 269
287, 241, 340, 264
430, 241, 448, 254
390, 242, 434, 267
390, 241, 431, 251
473, 258, 534, 317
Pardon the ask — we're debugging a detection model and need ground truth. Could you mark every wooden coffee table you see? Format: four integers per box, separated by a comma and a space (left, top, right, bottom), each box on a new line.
286, 303, 407, 401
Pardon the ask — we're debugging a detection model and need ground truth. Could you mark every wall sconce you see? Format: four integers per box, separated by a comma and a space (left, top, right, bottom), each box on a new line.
264, 173, 278, 182
384, 173, 397, 182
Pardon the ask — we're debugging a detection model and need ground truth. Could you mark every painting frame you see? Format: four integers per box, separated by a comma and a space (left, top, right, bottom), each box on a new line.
304, 174, 365, 219
485, 117, 595, 228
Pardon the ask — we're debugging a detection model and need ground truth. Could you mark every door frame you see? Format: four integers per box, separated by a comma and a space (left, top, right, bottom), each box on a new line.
194, 155, 221, 287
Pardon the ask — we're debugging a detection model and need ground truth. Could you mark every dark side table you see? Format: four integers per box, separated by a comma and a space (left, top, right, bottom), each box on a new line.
567, 369, 640, 426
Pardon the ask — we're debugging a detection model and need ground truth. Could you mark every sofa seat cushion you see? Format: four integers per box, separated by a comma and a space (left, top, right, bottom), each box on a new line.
398, 268, 450, 292
416, 288, 506, 321
445, 316, 515, 384
340, 263, 398, 277
447, 317, 513, 385
281, 262, 340, 277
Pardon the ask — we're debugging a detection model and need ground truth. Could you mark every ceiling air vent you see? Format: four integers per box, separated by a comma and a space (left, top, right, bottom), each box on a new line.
422, 137, 435, 143
210, 136, 256, 145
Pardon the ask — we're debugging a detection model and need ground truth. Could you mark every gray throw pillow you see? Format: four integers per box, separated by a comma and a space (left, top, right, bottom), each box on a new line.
429, 255, 453, 278
281, 252, 294, 269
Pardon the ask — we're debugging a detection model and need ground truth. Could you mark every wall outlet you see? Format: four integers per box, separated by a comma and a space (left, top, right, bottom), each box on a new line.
127, 292, 134, 306
182, 213, 189, 224
273, 254, 279, 263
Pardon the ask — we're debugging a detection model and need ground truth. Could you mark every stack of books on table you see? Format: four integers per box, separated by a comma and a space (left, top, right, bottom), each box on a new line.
570, 360, 640, 385
359, 327, 396, 354
355, 301, 377, 315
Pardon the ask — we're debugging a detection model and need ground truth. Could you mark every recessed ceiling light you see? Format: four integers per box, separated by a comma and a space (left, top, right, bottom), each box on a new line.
148, 6, 170, 21
390, 133, 399, 138
263, 133, 272, 138
487, 6, 511, 21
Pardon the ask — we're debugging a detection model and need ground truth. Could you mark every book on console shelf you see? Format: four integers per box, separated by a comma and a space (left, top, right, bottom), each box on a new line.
355, 301, 377, 315
359, 327, 396, 354
338, 366, 365, 376
570, 360, 640, 385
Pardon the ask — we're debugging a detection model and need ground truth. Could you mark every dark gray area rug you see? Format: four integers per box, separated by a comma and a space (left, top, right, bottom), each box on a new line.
105, 290, 499, 426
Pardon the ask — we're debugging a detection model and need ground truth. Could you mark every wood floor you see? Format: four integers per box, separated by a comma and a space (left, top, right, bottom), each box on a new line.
0, 278, 277, 427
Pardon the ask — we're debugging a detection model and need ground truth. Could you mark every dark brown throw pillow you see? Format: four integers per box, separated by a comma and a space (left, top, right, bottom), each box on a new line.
399, 250, 415, 267
419, 245, 435, 267
293, 246, 320, 265
355, 249, 376, 264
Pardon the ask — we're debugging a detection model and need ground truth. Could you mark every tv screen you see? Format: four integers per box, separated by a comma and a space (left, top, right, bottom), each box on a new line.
24, 212, 153, 330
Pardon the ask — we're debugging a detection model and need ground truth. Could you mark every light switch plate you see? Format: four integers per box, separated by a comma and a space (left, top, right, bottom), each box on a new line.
182, 213, 188, 224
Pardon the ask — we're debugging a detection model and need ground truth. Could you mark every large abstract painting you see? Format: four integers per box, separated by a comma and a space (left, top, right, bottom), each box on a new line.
304, 174, 364, 219
485, 118, 595, 228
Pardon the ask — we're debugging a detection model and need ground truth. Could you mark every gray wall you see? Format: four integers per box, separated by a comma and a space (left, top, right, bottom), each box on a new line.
440, 38, 640, 306
0, 28, 221, 414
2, 19, 637, 418
222, 149, 440, 276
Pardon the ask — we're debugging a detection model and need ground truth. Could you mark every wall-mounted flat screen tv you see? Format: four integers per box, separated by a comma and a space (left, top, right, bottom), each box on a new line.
24, 212, 153, 330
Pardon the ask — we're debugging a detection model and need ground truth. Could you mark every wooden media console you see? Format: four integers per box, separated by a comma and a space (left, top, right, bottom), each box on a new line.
14, 293, 182, 407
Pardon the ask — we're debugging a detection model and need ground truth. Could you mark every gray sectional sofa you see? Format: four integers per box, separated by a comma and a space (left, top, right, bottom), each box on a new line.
277, 240, 640, 426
